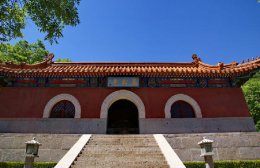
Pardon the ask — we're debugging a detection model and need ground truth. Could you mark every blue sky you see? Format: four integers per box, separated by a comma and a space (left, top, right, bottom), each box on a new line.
12, 0, 260, 64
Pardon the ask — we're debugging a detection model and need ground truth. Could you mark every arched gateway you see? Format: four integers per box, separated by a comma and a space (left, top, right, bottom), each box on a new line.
100, 90, 145, 134
0, 54, 257, 134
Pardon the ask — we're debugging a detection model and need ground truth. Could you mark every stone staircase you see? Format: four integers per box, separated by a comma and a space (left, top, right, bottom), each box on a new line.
71, 135, 169, 168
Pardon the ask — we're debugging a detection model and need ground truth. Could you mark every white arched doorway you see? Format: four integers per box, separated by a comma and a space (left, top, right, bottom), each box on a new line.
164, 94, 202, 118
100, 90, 145, 134
100, 90, 145, 118
43, 93, 81, 118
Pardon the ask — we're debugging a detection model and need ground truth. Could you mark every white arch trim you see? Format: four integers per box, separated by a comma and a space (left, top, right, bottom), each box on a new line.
43, 93, 81, 118
164, 94, 202, 118
100, 90, 145, 118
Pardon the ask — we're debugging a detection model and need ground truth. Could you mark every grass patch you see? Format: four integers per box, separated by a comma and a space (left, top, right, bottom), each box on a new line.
0, 162, 56, 168
184, 160, 260, 168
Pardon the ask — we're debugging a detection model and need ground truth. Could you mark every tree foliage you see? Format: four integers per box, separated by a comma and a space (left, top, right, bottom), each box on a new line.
242, 72, 260, 131
55, 58, 72, 62
0, 40, 48, 64
0, 0, 80, 44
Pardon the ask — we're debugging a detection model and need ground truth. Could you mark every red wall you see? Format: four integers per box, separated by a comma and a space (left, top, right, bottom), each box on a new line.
0, 87, 250, 118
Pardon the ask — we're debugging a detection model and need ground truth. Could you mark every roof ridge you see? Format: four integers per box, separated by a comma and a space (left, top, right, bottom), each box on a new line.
0, 54, 259, 78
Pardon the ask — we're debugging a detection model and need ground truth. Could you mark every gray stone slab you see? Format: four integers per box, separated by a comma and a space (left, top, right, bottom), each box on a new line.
0, 119, 106, 134
190, 148, 204, 161
42, 137, 63, 149
61, 137, 80, 150
217, 148, 240, 160
37, 149, 51, 162
164, 132, 260, 161
173, 149, 192, 161
181, 137, 203, 149
247, 134, 260, 147
0, 137, 15, 149
0, 117, 256, 134
213, 135, 249, 148
239, 147, 260, 160
12, 136, 29, 149
164, 137, 183, 149
0, 150, 2, 161
0, 134, 81, 162
1, 149, 24, 162
165, 132, 259, 149
254, 147, 260, 158
49, 149, 67, 162
140, 117, 256, 133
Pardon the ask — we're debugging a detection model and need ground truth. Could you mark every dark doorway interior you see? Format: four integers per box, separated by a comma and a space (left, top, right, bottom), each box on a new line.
50, 100, 75, 118
170, 100, 195, 118
107, 99, 139, 134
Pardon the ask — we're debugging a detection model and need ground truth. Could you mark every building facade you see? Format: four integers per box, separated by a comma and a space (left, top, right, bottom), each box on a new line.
0, 54, 259, 134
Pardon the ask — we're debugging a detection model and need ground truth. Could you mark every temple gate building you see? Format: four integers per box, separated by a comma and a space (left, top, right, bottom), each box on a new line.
0, 54, 259, 134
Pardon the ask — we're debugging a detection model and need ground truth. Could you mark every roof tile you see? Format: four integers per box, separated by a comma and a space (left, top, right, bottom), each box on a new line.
0, 54, 259, 77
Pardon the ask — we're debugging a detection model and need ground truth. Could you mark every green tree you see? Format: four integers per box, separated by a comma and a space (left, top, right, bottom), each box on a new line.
0, 40, 48, 64
0, 0, 80, 44
55, 58, 72, 62
242, 72, 260, 131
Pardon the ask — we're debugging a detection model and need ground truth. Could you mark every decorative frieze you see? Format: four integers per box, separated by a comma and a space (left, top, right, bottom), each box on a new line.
3, 76, 234, 88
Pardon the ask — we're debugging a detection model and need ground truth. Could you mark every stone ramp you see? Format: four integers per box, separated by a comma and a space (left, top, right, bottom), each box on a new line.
71, 135, 169, 168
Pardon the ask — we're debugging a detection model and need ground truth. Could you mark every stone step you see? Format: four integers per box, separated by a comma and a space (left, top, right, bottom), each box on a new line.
71, 163, 169, 168
90, 136, 155, 139
81, 147, 162, 153
73, 160, 168, 166
72, 164, 169, 168
80, 150, 162, 155
90, 136, 153, 141
83, 144, 160, 148
75, 159, 168, 163
86, 141, 157, 145
78, 153, 164, 157
83, 144, 159, 148
86, 141, 158, 145
76, 155, 165, 162
91, 135, 154, 138
87, 140, 156, 144
76, 158, 166, 163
